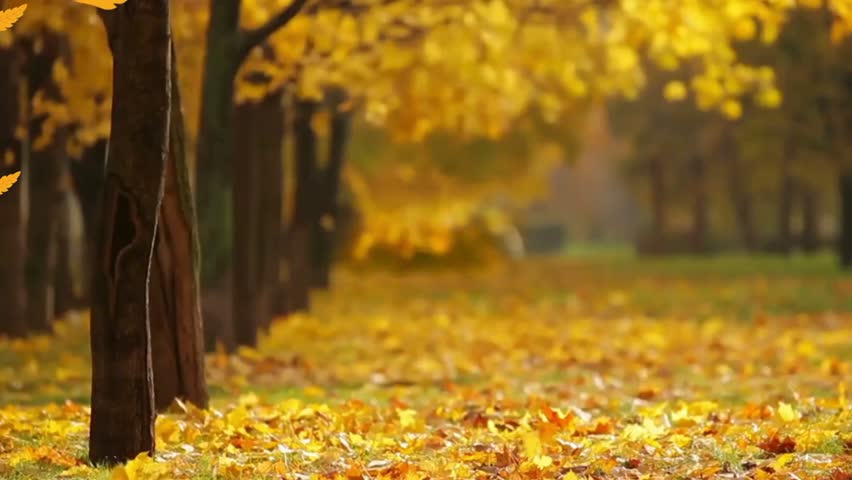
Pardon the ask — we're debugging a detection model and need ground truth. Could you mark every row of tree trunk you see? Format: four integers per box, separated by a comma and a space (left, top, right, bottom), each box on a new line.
639, 149, 836, 256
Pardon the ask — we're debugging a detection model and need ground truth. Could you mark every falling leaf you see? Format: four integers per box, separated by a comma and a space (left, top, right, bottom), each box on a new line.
0, 171, 21, 196
0, 4, 26, 32
73, 0, 128, 9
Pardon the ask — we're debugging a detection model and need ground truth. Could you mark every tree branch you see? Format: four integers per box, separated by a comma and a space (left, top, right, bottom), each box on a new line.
237, 0, 310, 62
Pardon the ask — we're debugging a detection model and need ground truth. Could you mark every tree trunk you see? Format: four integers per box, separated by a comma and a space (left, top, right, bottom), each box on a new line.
69, 140, 107, 309
801, 186, 819, 253
52, 159, 79, 317
149, 45, 208, 411
691, 155, 709, 254
195, 0, 240, 351
256, 92, 285, 331
231, 100, 263, 347
23, 33, 65, 333
0, 45, 27, 338
311, 94, 351, 290
286, 100, 319, 313
89, 0, 170, 464
840, 172, 852, 267
724, 142, 756, 251
777, 146, 795, 255
648, 156, 666, 240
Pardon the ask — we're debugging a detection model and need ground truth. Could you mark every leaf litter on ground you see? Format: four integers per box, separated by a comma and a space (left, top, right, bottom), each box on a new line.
0, 258, 851, 479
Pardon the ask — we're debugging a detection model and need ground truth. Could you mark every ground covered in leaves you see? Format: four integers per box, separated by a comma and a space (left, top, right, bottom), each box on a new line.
1, 255, 852, 479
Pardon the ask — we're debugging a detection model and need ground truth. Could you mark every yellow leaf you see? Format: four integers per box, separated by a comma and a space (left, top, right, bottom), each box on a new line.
0, 171, 21, 196
73, 0, 128, 10
532, 454, 554, 468
0, 4, 26, 32
777, 402, 799, 422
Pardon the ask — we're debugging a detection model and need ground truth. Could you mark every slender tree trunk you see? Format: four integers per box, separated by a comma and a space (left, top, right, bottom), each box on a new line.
69, 140, 107, 308
691, 155, 709, 253
53, 158, 79, 317
287, 100, 319, 313
801, 186, 819, 253
648, 156, 666, 240
231, 100, 263, 347
725, 143, 756, 251
777, 146, 795, 255
23, 33, 65, 333
256, 92, 285, 330
195, 0, 240, 351
311, 94, 351, 289
840, 172, 852, 267
0, 45, 27, 338
149, 46, 208, 411
89, 0, 170, 464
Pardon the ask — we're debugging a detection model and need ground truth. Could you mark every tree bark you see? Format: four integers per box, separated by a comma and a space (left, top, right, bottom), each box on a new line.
89, 0, 170, 464
691, 154, 709, 254
286, 100, 319, 313
311, 93, 351, 290
840, 172, 852, 267
148, 45, 208, 411
0, 44, 28, 338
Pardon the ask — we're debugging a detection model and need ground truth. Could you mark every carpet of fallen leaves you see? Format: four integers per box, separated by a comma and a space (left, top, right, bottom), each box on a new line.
1, 257, 852, 479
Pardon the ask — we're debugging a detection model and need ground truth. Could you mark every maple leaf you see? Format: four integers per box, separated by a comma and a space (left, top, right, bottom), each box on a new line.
0, 171, 21, 196
758, 432, 797, 454
73, 0, 127, 10
0, 4, 26, 32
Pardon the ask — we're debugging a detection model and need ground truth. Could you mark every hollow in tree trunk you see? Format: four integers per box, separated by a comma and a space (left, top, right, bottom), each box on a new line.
89, 0, 170, 464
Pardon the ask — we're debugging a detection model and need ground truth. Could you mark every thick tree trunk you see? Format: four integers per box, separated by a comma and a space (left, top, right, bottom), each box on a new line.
287, 100, 319, 313
691, 155, 709, 254
89, 0, 170, 464
839, 172, 852, 267
195, 0, 240, 351
0, 45, 27, 338
149, 47, 208, 411
311, 95, 351, 290
777, 147, 795, 255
